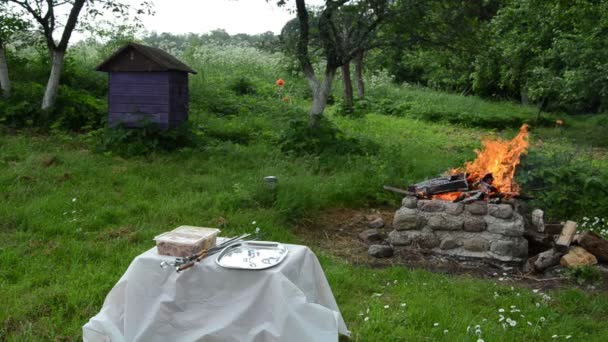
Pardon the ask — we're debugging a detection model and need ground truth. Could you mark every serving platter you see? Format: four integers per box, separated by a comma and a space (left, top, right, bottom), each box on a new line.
215, 241, 288, 270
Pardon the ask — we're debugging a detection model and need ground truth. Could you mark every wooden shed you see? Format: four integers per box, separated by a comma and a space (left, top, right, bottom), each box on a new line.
96, 42, 197, 129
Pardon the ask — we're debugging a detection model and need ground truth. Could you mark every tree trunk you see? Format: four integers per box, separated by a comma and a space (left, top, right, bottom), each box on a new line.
309, 68, 337, 128
41, 50, 65, 111
342, 62, 354, 113
354, 51, 365, 99
0, 44, 10, 97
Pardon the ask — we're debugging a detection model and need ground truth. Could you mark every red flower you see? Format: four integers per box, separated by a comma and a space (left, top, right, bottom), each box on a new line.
276, 79, 285, 87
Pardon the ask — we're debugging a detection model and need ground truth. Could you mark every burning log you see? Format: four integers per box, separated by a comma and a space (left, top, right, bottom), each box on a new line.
407, 174, 468, 197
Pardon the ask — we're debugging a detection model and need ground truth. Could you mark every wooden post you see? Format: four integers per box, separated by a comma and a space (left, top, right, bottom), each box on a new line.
555, 221, 577, 253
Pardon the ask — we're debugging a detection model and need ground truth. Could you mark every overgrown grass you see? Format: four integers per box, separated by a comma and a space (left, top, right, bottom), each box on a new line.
2, 42, 608, 340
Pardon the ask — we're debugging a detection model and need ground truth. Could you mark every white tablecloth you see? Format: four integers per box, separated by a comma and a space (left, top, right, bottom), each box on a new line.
83, 243, 349, 342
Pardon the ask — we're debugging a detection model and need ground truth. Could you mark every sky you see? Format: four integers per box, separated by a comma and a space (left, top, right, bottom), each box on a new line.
135, 0, 325, 36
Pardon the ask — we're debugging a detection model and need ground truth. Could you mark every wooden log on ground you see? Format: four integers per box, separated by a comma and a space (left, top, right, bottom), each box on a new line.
578, 231, 608, 263
527, 248, 564, 272
555, 221, 577, 253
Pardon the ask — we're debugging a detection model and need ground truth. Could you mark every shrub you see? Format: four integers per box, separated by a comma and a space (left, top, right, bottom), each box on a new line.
229, 77, 257, 95
564, 265, 602, 285
0, 82, 105, 131
278, 117, 378, 156
96, 122, 204, 157
518, 144, 608, 220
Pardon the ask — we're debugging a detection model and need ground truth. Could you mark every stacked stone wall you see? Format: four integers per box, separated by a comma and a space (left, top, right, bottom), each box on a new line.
389, 197, 528, 263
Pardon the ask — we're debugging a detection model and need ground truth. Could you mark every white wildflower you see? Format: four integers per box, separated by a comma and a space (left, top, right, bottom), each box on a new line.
498, 308, 505, 313
443, 329, 449, 334
400, 303, 406, 307
477, 339, 485, 342
552, 335, 558, 339
535, 302, 541, 308
527, 321, 533, 326
384, 305, 389, 309
364, 317, 369, 322
72, 198, 76, 202
252, 221, 256, 225
540, 317, 546, 322
499, 315, 505, 322
566, 335, 572, 339
433, 323, 439, 327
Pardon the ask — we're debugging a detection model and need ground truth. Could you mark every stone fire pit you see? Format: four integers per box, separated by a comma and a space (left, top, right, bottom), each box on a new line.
389, 196, 528, 264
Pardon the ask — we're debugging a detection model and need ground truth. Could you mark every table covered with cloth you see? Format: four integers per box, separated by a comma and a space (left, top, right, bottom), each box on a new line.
83, 243, 349, 342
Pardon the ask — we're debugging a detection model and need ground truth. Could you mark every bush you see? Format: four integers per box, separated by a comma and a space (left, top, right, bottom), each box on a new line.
278, 117, 378, 156
518, 144, 608, 220
564, 265, 603, 285
96, 122, 204, 157
229, 77, 257, 95
0, 82, 105, 131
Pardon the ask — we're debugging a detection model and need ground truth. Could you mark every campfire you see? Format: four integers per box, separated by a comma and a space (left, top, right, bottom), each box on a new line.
409, 124, 530, 203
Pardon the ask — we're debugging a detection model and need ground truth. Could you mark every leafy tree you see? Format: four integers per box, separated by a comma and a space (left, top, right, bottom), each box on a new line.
6, 0, 153, 110
279, 0, 389, 126
0, 3, 28, 97
478, 0, 608, 112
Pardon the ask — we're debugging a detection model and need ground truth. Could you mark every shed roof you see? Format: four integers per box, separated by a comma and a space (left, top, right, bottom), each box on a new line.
96, 42, 197, 74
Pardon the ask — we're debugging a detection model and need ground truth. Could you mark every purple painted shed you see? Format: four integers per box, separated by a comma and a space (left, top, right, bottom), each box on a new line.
95, 43, 197, 129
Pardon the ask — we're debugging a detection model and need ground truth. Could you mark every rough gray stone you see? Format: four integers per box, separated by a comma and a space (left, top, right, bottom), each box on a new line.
393, 207, 418, 231
418, 200, 445, 212
463, 216, 487, 232
445, 202, 464, 215
488, 204, 514, 219
531, 209, 545, 233
368, 217, 385, 229
359, 229, 383, 243
368, 245, 394, 258
486, 215, 524, 237
388, 230, 414, 246
427, 214, 463, 231
417, 230, 440, 249
440, 238, 460, 250
402, 196, 418, 209
466, 202, 487, 215
491, 239, 528, 258
463, 238, 489, 252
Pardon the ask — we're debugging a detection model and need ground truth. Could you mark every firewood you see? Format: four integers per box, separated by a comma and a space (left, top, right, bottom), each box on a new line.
578, 231, 608, 263
383, 185, 415, 197
529, 248, 563, 272
555, 221, 577, 253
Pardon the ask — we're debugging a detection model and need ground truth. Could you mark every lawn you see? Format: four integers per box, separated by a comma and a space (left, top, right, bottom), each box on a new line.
2, 43, 608, 341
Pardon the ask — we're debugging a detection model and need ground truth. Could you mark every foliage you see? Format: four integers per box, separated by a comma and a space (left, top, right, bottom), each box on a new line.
0, 82, 105, 131
96, 122, 204, 157
518, 143, 608, 220
564, 266, 603, 285
279, 117, 377, 156
229, 77, 257, 96
579, 216, 608, 240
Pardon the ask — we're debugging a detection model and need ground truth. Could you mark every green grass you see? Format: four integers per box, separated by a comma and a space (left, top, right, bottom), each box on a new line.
2, 43, 608, 340
2, 116, 608, 340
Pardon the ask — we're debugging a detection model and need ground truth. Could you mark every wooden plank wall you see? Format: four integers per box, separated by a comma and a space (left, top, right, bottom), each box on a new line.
108, 72, 171, 128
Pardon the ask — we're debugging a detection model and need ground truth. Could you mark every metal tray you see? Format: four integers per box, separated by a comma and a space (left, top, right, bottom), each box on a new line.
215, 241, 288, 270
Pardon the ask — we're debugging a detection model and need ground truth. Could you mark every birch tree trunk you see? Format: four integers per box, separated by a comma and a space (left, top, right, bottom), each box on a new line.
309, 68, 336, 128
0, 44, 10, 97
342, 62, 354, 113
354, 51, 365, 99
41, 50, 65, 111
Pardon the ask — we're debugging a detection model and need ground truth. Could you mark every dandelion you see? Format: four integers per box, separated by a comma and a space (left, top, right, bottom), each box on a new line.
276, 78, 285, 87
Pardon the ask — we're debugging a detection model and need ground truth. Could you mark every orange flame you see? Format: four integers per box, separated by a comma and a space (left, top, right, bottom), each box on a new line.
433, 124, 530, 200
